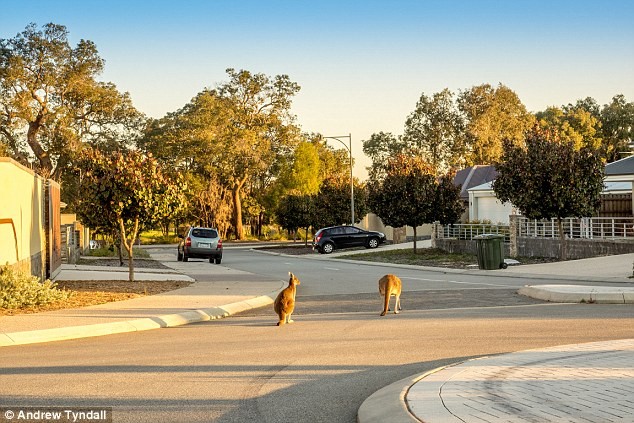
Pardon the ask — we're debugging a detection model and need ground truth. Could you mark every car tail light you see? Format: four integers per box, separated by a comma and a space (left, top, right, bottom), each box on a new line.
217, 239, 222, 249
315, 233, 322, 243
185, 237, 191, 247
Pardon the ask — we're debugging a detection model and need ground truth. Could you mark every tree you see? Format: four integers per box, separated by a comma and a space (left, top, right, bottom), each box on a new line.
493, 127, 604, 260
536, 106, 602, 151
214, 68, 301, 239
368, 155, 439, 252
74, 148, 186, 281
435, 172, 465, 225
362, 131, 405, 179
599, 95, 634, 162
0, 23, 142, 180
403, 89, 466, 174
458, 84, 534, 165
276, 194, 314, 244
311, 178, 369, 230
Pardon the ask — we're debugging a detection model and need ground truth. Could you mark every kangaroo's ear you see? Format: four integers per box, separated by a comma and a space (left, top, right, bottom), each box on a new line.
288, 272, 293, 277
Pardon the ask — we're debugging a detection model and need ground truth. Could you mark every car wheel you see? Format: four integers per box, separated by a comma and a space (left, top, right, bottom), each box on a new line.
368, 237, 379, 249
215, 258, 222, 264
322, 242, 334, 254
177, 250, 183, 261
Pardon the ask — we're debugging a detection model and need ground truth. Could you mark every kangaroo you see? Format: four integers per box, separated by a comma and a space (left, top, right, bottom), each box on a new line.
378, 274, 402, 316
274, 272, 301, 326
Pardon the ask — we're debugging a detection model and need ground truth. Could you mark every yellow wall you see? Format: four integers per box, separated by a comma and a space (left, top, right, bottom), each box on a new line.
0, 158, 46, 274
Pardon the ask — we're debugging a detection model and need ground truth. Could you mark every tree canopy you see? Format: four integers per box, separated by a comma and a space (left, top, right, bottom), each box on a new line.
368, 155, 463, 252
74, 148, 186, 280
493, 127, 604, 259
0, 23, 142, 180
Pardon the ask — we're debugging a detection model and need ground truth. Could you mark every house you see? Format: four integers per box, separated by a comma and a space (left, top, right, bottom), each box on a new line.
603, 155, 634, 216
465, 158, 634, 224
453, 165, 498, 222
467, 181, 516, 224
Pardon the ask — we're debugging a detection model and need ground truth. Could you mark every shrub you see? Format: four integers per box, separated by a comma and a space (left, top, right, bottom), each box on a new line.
0, 265, 70, 309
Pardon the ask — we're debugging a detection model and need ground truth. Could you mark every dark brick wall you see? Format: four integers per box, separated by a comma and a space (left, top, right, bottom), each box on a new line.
435, 237, 634, 259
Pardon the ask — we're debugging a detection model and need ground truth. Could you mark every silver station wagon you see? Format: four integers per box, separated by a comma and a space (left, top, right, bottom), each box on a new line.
177, 227, 223, 264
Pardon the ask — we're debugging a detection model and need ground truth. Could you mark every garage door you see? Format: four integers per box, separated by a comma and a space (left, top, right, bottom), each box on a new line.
476, 197, 513, 224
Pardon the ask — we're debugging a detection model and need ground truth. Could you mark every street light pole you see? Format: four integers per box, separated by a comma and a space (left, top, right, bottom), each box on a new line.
322, 133, 355, 226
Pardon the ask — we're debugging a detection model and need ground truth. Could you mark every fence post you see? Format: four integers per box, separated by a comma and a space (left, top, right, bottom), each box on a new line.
509, 215, 519, 257
431, 221, 440, 248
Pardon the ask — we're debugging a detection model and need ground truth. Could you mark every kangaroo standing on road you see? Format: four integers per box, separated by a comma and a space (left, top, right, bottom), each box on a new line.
379, 274, 402, 316
274, 272, 301, 326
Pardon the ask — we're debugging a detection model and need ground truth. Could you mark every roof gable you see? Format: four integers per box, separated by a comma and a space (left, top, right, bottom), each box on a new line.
605, 155, 634, 176
453, 165, 497, 199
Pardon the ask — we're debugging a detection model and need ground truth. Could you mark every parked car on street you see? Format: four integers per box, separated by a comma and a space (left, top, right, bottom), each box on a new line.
312, 225, 386, 254
178, 227, 223, 264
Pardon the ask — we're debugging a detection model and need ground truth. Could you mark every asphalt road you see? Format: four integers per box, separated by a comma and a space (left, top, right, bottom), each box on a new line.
1, 247, 633, 423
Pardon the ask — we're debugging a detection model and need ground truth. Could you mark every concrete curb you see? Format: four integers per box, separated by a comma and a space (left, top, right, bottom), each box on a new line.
0, 285, 284, 347
518, 284, 634, 304
357, 363, 467, 423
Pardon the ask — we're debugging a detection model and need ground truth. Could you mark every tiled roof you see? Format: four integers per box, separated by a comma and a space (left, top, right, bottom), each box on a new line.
605, 155, 634, 176
453, 165, 497, 199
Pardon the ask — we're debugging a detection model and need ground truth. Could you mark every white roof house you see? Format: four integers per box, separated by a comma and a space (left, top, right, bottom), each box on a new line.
467, 182, 516, 224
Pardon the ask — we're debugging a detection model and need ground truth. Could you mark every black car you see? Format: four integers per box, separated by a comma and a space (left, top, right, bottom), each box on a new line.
178, 227, 223, 264
312, 225, 386, 254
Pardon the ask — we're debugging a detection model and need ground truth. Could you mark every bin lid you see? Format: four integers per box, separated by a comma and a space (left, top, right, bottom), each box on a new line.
473, 233, 504, 240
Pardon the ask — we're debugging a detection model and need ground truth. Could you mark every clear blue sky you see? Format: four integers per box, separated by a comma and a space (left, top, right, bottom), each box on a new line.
3, 0, 633, 178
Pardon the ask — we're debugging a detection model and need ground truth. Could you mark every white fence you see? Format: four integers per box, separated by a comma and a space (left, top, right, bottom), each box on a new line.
518, 217, 634, 240
441, 224, 510, 242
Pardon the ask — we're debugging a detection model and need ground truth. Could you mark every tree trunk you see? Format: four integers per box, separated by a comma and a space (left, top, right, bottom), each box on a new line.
557, 218, 567, 261
413, 226, 418, 254
27, 116, 53, 178
119, 217, 139, 282
232, 186, 244, 240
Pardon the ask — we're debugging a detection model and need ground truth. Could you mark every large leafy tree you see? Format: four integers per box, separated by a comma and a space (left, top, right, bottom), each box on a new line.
276, 194, 314, 244
0, 23, 142, 180
139, 69, 301, 240
214, 68, 301, 239
600, 95, 634, 162
536, 106, 602, 151
311, 178, 369, 230
493, 127, 604, 260
74, 148, 186, 281
458, 83, 534, 165
368, 155, 460, 252
403, 89, 466, 174
362, 131, 406, 179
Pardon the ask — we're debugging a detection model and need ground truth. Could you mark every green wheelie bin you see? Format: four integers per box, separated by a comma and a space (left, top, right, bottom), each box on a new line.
474, 234, 507, 270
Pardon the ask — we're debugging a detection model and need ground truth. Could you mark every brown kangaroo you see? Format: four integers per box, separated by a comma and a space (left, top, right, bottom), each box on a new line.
378, 274, 402, 316
274, 272, 301, 326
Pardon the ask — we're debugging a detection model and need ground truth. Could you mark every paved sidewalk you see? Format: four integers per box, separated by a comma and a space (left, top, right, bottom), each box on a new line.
0, 253, 285, 347
358, 339, 634, 423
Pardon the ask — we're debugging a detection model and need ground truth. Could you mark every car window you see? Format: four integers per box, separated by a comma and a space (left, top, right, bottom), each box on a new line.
344, 227, 361, 234
330, 227, 345, 235
191, 228, 218, 238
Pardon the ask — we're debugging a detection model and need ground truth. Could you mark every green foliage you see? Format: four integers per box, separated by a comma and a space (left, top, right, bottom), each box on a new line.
276, 194, 314, 235
311, 178, 369, 228
493, 127, 604, 259
0, 22, 142, 181
599, 95, 634, 162
493, 127, 604, 220
368, 155, 464, 251
0, 266, 69, 309
74, 147, 186, 280
536, 106, 601, 151
458, 83, 534, 165
403, 89, 467, 173
362, 132, 405, 179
